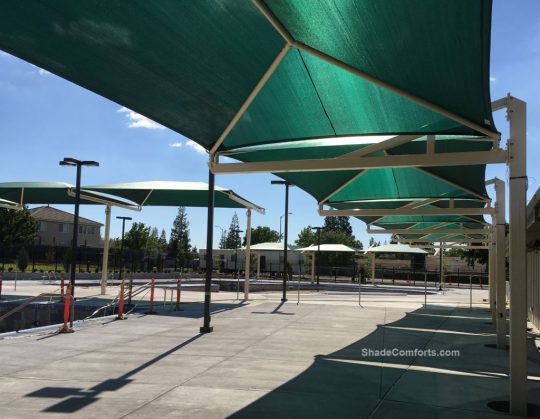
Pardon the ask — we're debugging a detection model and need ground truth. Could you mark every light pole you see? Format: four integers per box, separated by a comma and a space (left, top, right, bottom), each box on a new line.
312, 227, 322, 287
279, 212, 292, 240
215, 225, 225, 249
271, 180, 294, 302
233, 229, 243, 279
116, 216, 132, 281
59, 157, 99, 299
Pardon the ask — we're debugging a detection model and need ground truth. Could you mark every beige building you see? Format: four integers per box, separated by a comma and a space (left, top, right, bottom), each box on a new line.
30, 206, 103, 248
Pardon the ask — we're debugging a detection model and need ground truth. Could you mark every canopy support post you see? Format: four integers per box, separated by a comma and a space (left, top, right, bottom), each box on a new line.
494, 178, 507, 350
371, 253, 376, 284
100, 205, 111, 295
507, 96, 527, 415
256, 251, 261, 280
200, 169, 215, 334
244, 208, 252, 300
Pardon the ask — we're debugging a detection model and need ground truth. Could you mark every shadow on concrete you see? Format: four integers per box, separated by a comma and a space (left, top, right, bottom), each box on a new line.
227, 305, 540, 418
133, 301, 248, 319
25, 334, 203, 413
251, 301, 295, 316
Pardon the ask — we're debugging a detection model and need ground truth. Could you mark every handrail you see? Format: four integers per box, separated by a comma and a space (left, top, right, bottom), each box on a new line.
0, 292, 61, 322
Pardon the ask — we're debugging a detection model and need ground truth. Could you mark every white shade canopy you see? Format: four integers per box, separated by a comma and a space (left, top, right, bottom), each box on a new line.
296, 244, 358, 253
365, 243, 428, 254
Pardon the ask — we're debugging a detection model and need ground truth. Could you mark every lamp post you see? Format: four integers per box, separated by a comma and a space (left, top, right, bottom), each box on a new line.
279, 212, 292, 240
312, 227, 322, 287
59, 157, 99, 299
215, 225, 225, 249
232, 229, 243, 279
116, 216, 132, 281
271, 180, 294, 302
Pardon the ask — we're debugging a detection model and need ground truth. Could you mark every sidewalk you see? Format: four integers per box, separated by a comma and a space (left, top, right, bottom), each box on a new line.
0, 288, 538, 418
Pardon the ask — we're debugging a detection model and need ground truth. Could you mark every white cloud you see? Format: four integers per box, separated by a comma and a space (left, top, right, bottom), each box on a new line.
186, 140, 207, 154
490, 76, 497, 82
117, 107, 165, 130
169, 142, 182, 148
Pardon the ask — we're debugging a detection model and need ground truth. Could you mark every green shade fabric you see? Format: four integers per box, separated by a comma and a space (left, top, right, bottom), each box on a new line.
84, 181, 264, 211
0, 0, 496, 153
0, 182, 131, 206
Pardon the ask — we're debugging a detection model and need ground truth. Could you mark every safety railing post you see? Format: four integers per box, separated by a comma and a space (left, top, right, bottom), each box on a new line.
117, 280, 126, 320
128, 277, 133, 306
59, 284, 74, 333
176, 278, 182, 311
60, 272, 65, 302
147, 279, 155, 314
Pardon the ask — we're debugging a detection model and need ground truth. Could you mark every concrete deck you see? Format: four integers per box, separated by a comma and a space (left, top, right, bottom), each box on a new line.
1, 287, 539, 418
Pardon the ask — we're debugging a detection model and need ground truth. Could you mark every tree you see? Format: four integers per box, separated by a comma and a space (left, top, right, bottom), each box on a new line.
243, 226, 280, 246
369, 237, 376, 247
169, 207, 191, 268
0, 207, 38, 255
17, 247, 29, 272
224, 212, 242, 249
219, 229, 227, 249
124, 222, 150, 271
295, 226, 316, 248
323, 216, 353, 236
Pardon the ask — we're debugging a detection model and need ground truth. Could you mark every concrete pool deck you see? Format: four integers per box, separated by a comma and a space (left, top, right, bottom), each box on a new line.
0, 287, 539, 418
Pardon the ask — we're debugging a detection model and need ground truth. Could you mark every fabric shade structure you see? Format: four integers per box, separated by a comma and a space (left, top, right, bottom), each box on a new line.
84, 181, 264, 212
0, 180, 264, 296
0, 182, 135, 208
364, 244, 428, 255
1, 3, 529, 412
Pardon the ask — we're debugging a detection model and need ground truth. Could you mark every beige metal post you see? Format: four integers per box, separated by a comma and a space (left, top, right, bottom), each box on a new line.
244, 209, 251, 300
100, 205, 111, 295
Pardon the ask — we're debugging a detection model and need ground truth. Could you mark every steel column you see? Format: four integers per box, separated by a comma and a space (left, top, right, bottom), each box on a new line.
200, 170, 215, 333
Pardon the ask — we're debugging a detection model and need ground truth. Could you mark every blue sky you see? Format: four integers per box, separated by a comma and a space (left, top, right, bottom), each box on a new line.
1, 0, 539, 249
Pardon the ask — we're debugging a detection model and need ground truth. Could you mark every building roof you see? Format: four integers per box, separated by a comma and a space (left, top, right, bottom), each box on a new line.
29, 206, 103, 227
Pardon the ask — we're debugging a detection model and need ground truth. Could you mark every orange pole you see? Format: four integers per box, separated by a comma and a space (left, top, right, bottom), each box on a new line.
117, 280, 125, 320
60, 272, 65, 302
60, 285, 73, 333
176, 278, 181, 311
148, 279, 155, 314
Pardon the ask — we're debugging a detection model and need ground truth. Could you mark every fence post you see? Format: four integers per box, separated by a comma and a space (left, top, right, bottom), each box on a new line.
59, 284, 74, 333
117, 280, 126, 320
0, 272, 3, 300
147, 279, 156, 314
457, 269, 460, 288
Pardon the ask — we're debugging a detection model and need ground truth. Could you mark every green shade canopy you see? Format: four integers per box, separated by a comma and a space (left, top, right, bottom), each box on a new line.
0, 182, 133, 207
84, 181, 264, 212
0, 181, 264, 213
0, 0, 496, 153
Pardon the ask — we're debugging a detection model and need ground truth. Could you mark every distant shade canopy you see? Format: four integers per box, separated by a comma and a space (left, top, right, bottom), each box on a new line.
0, 181, 264, 212
364, 243, 428, 255
297, 244, 358, 253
